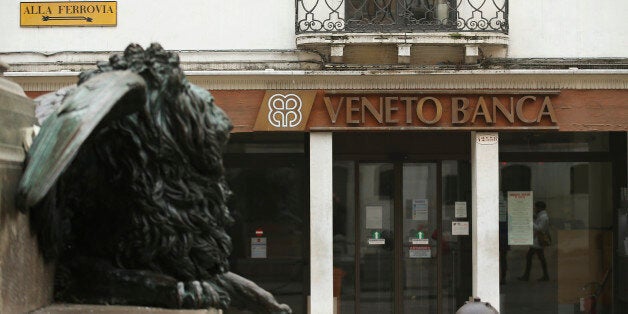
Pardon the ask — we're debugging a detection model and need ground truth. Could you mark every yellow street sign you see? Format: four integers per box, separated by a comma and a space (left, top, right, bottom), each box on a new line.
20, 1, 117, 27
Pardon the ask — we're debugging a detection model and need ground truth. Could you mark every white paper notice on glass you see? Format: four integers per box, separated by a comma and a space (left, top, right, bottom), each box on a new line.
251, 237, 267, 259
368, 239, 386, 245
409, 246, 431, 258
412, 199, 429, 221
454, 201, 467, 218
452, 221, 469, 235
507, 191, 533, 245
365, 205, 383, 229
410, 238, 429, 245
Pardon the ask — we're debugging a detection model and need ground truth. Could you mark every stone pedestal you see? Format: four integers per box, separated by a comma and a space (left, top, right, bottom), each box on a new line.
32, 304, 222, 314
0, 74, 55, 314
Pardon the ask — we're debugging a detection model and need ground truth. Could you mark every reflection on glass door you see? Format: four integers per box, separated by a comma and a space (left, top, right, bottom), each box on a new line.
333, 160, 471, 314
359, 163, 395, 313
500, 162, 614, 314
401, 163, 438, 313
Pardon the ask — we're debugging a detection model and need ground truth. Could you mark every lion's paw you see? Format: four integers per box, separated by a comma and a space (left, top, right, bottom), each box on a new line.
177, 280, 230, 309
270, 303, 292, 314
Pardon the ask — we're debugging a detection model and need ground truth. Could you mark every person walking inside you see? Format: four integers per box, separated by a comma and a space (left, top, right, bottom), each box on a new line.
518, 201, 550, 281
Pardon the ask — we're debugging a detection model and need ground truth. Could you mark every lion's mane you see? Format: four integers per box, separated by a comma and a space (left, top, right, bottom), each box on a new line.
32, 44, 235, 285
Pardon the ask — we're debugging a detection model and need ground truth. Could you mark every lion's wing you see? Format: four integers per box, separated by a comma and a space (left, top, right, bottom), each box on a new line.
17, 71, 147, 210
34, 85, 77, 125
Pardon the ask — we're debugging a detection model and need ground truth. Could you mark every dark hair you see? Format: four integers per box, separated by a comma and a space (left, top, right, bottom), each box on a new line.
535, 201, 546, 210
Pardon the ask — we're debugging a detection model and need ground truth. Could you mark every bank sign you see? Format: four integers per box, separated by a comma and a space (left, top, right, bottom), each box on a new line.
254, 91, 559, 131
20, 1, 117, 27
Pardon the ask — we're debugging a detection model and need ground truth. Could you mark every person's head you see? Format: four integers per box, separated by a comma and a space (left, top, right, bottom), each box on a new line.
534, 201, 546, 212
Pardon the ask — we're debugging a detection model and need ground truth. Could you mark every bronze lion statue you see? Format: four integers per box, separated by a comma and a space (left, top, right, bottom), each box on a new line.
16, 43, 291, 313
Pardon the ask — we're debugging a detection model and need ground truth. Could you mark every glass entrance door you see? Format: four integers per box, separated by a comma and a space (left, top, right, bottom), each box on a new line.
334, 160, 471, 314
401, 163, 438, 313
357, 162, 443, 313
358, 163, 395, 313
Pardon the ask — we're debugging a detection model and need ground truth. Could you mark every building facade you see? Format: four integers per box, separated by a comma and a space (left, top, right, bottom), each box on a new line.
1, 1, 628, 313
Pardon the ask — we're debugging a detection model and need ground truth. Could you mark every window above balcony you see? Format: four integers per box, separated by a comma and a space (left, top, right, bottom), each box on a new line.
296, 0, 509, 65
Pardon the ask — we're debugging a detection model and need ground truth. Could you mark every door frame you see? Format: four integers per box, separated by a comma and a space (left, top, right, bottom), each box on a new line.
337, 155, 448, 314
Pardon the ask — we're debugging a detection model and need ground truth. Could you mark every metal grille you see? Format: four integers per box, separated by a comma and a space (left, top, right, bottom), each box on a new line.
297, 0, 508, 34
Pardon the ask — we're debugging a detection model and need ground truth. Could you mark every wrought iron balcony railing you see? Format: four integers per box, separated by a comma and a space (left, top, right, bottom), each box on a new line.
297, 0, 508, 34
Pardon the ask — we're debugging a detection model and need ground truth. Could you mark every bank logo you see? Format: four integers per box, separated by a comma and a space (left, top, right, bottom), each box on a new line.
268, 93, 302, 128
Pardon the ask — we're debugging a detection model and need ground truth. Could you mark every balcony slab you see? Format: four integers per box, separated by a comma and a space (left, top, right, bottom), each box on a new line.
296, 32, 509, 46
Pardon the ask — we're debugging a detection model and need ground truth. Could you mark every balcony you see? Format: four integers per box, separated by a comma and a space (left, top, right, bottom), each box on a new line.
296, 0, 508, 65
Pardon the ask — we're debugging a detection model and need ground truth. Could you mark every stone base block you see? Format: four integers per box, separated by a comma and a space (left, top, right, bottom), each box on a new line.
32, 304, 222, 314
